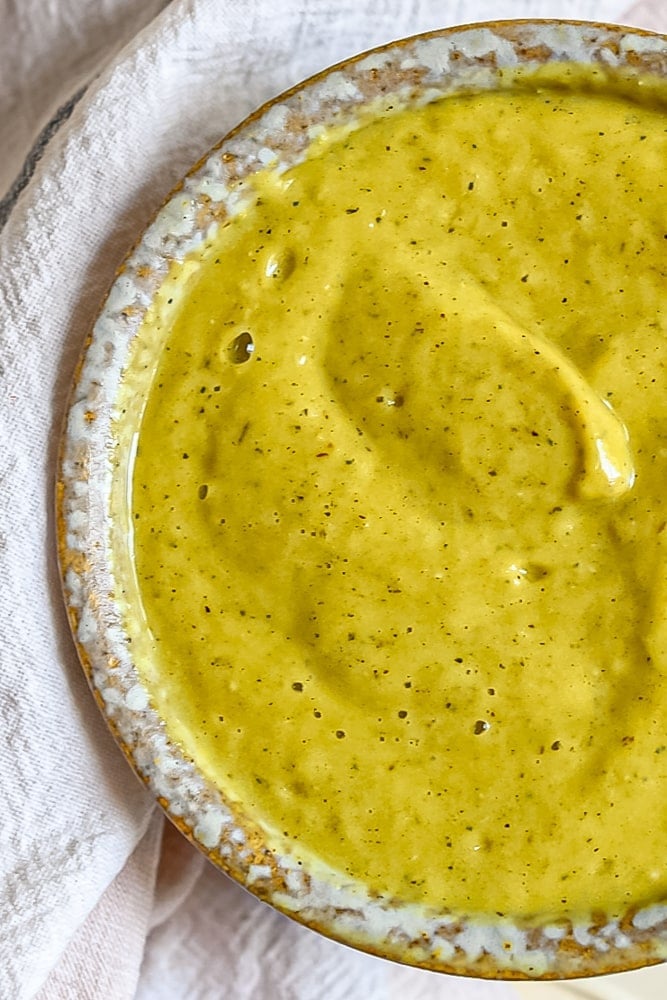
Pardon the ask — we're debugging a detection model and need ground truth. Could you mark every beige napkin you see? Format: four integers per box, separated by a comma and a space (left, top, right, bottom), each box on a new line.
1, 1, 665, 998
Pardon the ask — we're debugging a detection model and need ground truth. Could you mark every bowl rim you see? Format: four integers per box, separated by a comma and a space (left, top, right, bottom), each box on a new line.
56, 17, 667, 980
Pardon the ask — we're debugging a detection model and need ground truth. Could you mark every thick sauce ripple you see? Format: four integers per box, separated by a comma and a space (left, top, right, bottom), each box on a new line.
129, 74, 667, 920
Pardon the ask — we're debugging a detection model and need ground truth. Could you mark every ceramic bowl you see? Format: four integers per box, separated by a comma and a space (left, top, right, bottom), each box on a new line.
57, 20, 667, 979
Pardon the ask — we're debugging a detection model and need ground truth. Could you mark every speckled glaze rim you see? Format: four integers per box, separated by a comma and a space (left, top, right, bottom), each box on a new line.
57, 20, 667, 980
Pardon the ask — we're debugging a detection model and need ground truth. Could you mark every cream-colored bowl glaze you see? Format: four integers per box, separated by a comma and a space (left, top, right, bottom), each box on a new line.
57, 21, 667, 979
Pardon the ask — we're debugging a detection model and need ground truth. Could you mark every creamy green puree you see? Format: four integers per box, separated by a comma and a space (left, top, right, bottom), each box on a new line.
128, 68, 667, 922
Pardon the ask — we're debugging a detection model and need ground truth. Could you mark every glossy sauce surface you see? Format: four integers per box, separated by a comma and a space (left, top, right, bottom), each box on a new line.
129, 71, 667, 921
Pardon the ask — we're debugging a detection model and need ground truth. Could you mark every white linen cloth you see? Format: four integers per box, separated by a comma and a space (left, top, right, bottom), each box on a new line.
1, 1, 666, 998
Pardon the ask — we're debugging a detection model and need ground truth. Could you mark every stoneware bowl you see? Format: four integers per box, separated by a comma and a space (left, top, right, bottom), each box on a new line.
57, 20, 667, 980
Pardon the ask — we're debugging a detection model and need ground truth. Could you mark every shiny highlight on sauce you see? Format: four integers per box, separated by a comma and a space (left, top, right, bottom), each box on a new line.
128, 69, 667, 922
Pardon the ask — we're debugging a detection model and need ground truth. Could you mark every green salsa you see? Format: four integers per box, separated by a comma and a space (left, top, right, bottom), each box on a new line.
127, 70, 667, 922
